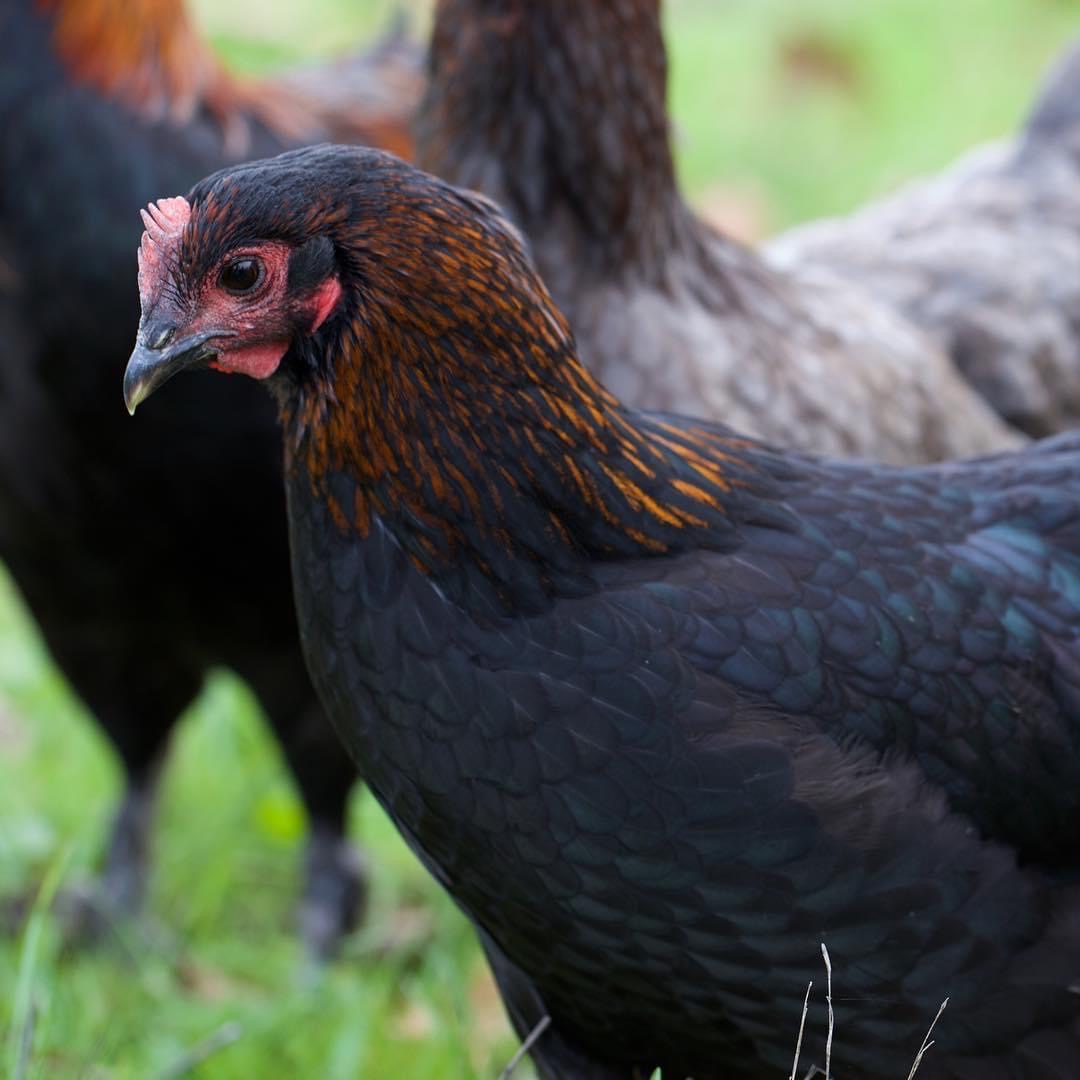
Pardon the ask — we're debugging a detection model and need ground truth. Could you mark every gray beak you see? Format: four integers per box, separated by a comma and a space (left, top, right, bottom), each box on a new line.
123, 326, 233, 414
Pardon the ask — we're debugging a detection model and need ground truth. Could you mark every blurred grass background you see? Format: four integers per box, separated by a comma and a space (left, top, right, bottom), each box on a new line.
1, 0, 1076, 1076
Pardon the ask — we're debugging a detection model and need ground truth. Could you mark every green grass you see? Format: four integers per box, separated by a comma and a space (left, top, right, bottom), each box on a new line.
664, 0, 1077, 228
3, 0, 1078, 1075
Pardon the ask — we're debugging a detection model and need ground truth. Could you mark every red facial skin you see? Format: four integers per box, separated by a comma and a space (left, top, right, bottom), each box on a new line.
189, 245, 342, 379
138, 199, 342, 380
200, 242, 294, 379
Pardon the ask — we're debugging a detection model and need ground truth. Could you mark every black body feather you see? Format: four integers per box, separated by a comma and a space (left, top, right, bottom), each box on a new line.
289, 434, 1080, 1078
156, 146, 1080, 1077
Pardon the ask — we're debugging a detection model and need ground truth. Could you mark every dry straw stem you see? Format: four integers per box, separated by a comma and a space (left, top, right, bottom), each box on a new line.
788, 944, 948, 1080
821, 942, 834, 1079
788, 978, 814, 1080
907, 998, 949, 1080
499, 1014, 551, 1080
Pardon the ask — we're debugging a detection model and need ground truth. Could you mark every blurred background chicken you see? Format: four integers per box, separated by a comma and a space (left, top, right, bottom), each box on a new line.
768, 39, 1080, 438
0, 0, 421, 961
417, 0, 1021, 465
1, 0, 1077, 1074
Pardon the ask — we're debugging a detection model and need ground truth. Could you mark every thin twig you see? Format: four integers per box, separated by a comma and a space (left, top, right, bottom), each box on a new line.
498, 1015, 552, 1080
156, 1021, 244, 1080
821, 943, 834, 1080
906, 998, 948, 1080
13, 998, 34, 1080
789, 980, 813, 1080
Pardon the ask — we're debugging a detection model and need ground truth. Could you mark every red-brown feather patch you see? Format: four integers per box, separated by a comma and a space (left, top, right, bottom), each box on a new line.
38, 0, 420, 159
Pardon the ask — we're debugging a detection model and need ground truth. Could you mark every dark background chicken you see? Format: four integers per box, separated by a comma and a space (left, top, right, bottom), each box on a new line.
416, 0, 1021, 463
129, 143, 1080, 1080
0, 0, 420, 956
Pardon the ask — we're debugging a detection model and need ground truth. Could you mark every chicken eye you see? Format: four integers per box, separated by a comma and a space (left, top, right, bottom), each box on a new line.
219, 257, 263, 294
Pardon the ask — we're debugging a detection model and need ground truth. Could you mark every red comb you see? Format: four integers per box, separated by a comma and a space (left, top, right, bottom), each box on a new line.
137, 196, 191, 305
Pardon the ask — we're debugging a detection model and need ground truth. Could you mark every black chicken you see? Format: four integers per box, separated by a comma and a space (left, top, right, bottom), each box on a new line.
126, 146, 1080, 1078
0, 0, 419, 955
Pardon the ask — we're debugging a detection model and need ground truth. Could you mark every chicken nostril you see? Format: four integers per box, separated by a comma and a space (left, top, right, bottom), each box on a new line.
149, 325, 176, 351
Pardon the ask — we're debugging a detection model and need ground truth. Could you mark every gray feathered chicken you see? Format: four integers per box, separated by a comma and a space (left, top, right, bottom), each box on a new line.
416, 0, 1022, 464
769, 39, 1080, 437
